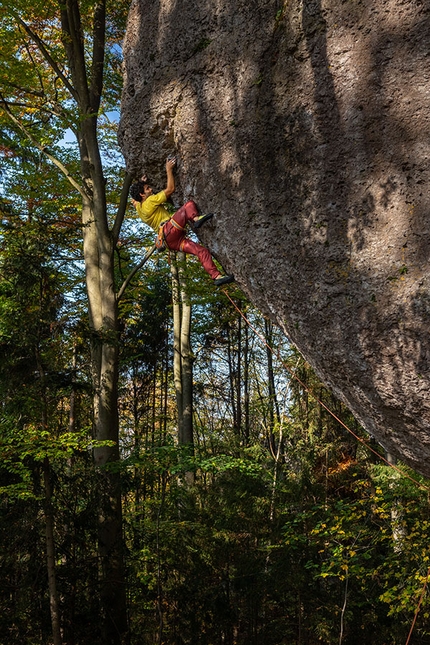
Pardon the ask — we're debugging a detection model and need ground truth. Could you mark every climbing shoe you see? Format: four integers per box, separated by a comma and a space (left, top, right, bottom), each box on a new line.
214, 274, 235, 287
193, 213, 214, 229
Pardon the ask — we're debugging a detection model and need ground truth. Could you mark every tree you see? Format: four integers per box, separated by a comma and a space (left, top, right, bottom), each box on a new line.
0, 193, 89, 644
171, 252, 194, 483
0, 1, 131, 641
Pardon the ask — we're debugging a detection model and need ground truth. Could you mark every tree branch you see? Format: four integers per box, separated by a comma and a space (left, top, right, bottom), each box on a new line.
112, 172, 133, 244
23, 33, 46, 96
1, 91, 76, 129
4, 80, 45, 100
90, 0, 106, 113
117, 245, 157, 301
0, 94, 86, 200
61, 0, 90, 109
0, 100, 32, 109
10, 12, 78, 102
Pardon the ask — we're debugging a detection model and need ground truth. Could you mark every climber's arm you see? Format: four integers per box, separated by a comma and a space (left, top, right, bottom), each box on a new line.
163, 157, 176, 198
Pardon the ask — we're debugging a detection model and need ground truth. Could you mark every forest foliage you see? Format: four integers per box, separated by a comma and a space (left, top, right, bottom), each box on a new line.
1, 2, 430, 644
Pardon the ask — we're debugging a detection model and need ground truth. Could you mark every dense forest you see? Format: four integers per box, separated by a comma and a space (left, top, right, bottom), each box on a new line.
1, 1, 430, 644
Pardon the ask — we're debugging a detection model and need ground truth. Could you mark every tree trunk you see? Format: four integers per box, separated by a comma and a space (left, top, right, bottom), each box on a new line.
171, 254, 184, 429
265, 319, 280, 455
69, 343, 78, 434
243, 321, 250, 444
386, 452, 406, 553
178, 256, 193, 448
37, 347, 62, 645
81, 193, 128, 643
43, 458, 63, 645
70, 107, 127, 645
171, 253, 194, 484
227, 326, 238, 436
236, 313, 242, 439
3, 1, 129, 640
65, 22, 128, 632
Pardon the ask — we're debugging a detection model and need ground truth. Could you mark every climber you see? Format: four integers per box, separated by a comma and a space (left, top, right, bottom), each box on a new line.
130, 157, 234, 287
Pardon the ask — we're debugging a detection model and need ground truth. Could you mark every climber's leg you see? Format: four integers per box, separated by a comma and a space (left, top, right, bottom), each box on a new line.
162, 201, 199, 248
163, 203, 234, 284
177, 238, 221, 280
172, 201, 200, 227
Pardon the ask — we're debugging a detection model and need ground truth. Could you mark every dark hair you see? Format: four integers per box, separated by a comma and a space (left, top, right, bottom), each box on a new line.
130, 180, 150, 202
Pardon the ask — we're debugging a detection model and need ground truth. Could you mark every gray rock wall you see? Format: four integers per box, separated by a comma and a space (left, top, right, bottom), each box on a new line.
119, 0, 430, 476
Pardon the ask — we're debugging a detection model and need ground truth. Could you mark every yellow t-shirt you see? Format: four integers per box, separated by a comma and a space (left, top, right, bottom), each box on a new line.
136, 190, 170, 232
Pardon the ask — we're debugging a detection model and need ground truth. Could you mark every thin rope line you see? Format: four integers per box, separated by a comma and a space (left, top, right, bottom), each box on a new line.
222, 290, 430, 493
405, 567, 430, 645
222, 290, 430, 642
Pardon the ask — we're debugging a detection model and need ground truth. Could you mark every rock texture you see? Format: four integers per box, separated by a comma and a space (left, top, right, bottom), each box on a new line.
119, 0, 430, 476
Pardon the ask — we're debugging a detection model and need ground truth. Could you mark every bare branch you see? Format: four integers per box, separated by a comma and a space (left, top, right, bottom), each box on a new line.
1, 95, 76, 137
60, 0, 90, 108
117, 245, 157, 301
23, 32, 46, 96
5, 80, 45, 99
112, 172, 133, 244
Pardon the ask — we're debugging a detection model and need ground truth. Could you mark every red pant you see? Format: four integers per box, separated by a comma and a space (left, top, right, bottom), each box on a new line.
162, 201, 220, 279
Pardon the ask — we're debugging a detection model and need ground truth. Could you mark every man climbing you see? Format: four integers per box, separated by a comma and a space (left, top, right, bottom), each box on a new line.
130, 157, 234, 287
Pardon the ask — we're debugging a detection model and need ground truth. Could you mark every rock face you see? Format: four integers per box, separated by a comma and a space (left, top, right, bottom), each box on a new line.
119, 0, 430, 476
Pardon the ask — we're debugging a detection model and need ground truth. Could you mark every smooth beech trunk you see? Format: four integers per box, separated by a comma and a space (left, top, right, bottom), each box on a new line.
59, 2, 129, 640
80, 169, 127, 645
171, 253, 194, 484
3, 1, 130, 641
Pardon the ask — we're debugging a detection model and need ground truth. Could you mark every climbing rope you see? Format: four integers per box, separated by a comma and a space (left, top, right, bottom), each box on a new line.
405, 566, 430, 645
222, 289, 430, 493
222, 289, 430, 642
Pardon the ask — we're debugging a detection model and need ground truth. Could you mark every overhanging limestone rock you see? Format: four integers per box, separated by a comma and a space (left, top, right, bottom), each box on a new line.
119, 0, 430, 476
